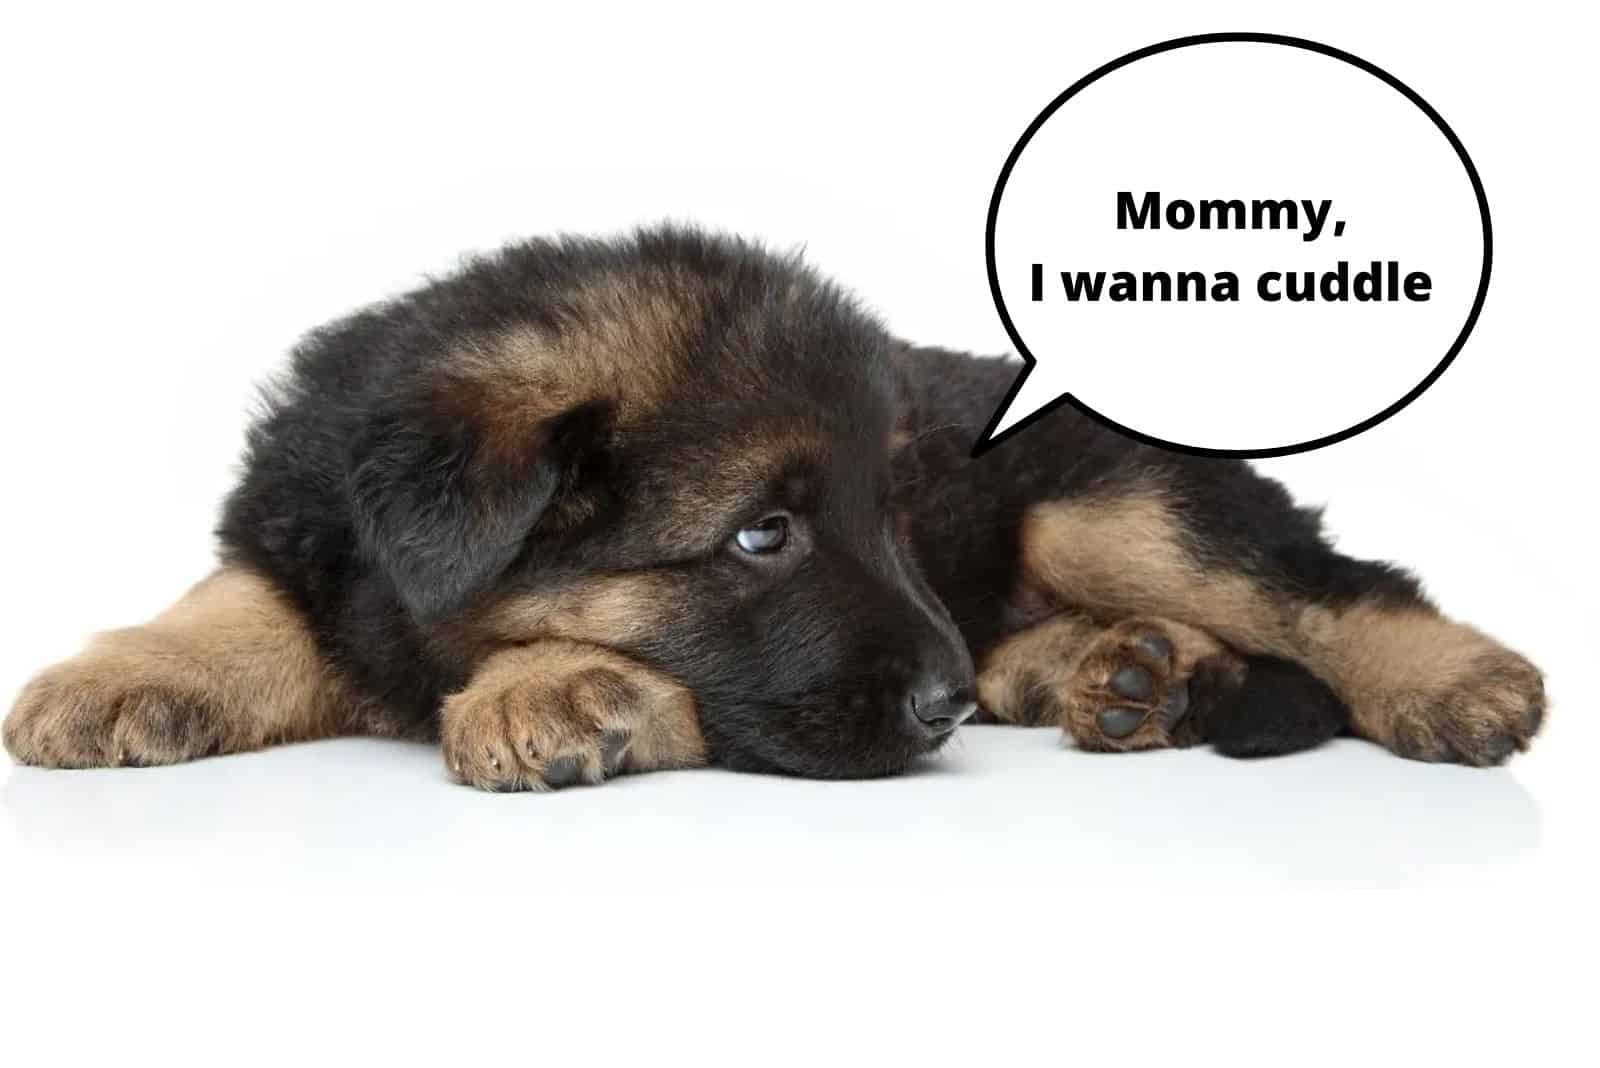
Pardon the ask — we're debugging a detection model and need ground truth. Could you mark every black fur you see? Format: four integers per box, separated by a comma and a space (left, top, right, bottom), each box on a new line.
1201, 657, 1347, 758
214, 225, 1409, 775
889, 344, 1428, 651
220, 228, 972, 776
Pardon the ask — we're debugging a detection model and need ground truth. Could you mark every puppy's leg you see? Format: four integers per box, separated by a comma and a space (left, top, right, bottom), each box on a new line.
5, 568, 356, 768
977, 613, 1238, 744
441, 638, 706, 792
978, 613, 1340, 755
1018, 490, 1544, 765
1294, 595, 1545, 765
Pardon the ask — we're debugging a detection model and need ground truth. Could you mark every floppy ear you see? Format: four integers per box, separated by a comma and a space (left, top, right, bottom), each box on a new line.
347, 376, 595, 625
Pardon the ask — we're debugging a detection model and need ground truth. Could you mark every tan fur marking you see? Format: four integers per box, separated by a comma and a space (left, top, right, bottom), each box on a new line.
429, 277, 701, 473
4, 568, 361, 768
441, 638, 706, 791
977, 612, 1104, 725
470, 573, 683, 651
1298, 601, 1544, 762
548, 269, 703, 410
1018, 493, 1295, 656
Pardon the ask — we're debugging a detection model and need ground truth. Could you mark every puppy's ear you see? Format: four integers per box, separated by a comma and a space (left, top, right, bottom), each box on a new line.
347, 372, 603, 624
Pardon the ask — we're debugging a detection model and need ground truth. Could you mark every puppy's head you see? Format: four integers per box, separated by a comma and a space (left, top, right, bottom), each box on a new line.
350, 226, 974, 778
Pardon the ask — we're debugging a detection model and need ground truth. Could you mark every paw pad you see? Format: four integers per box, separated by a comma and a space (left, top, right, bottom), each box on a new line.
1097, 706, 1147, 738
1052, 619, 1245, 753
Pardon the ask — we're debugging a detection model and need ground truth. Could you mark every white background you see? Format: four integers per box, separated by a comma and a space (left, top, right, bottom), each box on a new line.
1, 3, 1595, 1066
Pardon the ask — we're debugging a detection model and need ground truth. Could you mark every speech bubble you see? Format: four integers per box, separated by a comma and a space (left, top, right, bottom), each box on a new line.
972, 33, 1491, 458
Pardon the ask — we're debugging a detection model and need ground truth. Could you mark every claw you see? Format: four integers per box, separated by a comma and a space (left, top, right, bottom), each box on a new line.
543, 755, 582, 788
600, 729, 632, 775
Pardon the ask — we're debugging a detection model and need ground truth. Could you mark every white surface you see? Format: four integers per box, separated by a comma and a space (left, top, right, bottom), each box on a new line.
3, 725, 1593, 1064
0, 729, 1548, 895
2, 3, 1596, 1066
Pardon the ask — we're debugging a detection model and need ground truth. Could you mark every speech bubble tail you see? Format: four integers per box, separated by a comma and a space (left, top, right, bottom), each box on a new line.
969, 364, 1074, 458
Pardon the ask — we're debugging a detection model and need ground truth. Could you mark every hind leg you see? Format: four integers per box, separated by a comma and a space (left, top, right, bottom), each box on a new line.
978, 614, 1239, 748
1015, 489, 1545, 765
978, 613, 1344, 756
1296, 599, 1545, 765
4, 567, 357, 768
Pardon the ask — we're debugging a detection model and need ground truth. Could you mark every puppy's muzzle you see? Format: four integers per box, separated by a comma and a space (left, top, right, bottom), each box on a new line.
900, 674, 978, 739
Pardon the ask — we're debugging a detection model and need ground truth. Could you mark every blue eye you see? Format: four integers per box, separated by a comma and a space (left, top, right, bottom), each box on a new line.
734, 516, 789, 554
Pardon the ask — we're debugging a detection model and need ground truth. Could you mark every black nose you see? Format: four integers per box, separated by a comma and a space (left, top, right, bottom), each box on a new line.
903, 675, 978, 736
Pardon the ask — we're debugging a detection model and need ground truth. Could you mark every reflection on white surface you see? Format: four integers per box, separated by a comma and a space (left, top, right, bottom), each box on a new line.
0, 726, 1538, 895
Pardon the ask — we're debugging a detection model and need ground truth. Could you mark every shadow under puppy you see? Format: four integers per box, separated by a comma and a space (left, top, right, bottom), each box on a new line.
3, 226, 1545, 789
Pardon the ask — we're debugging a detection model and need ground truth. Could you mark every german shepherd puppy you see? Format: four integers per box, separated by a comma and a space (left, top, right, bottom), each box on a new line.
2, 227, 1545, 788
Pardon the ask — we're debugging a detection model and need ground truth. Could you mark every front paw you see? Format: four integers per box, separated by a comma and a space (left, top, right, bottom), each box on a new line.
5, 653, 225, 769
440, 641, 703, 792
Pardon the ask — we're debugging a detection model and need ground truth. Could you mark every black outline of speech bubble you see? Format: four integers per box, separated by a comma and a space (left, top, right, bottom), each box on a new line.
971, 32, 1493, 459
